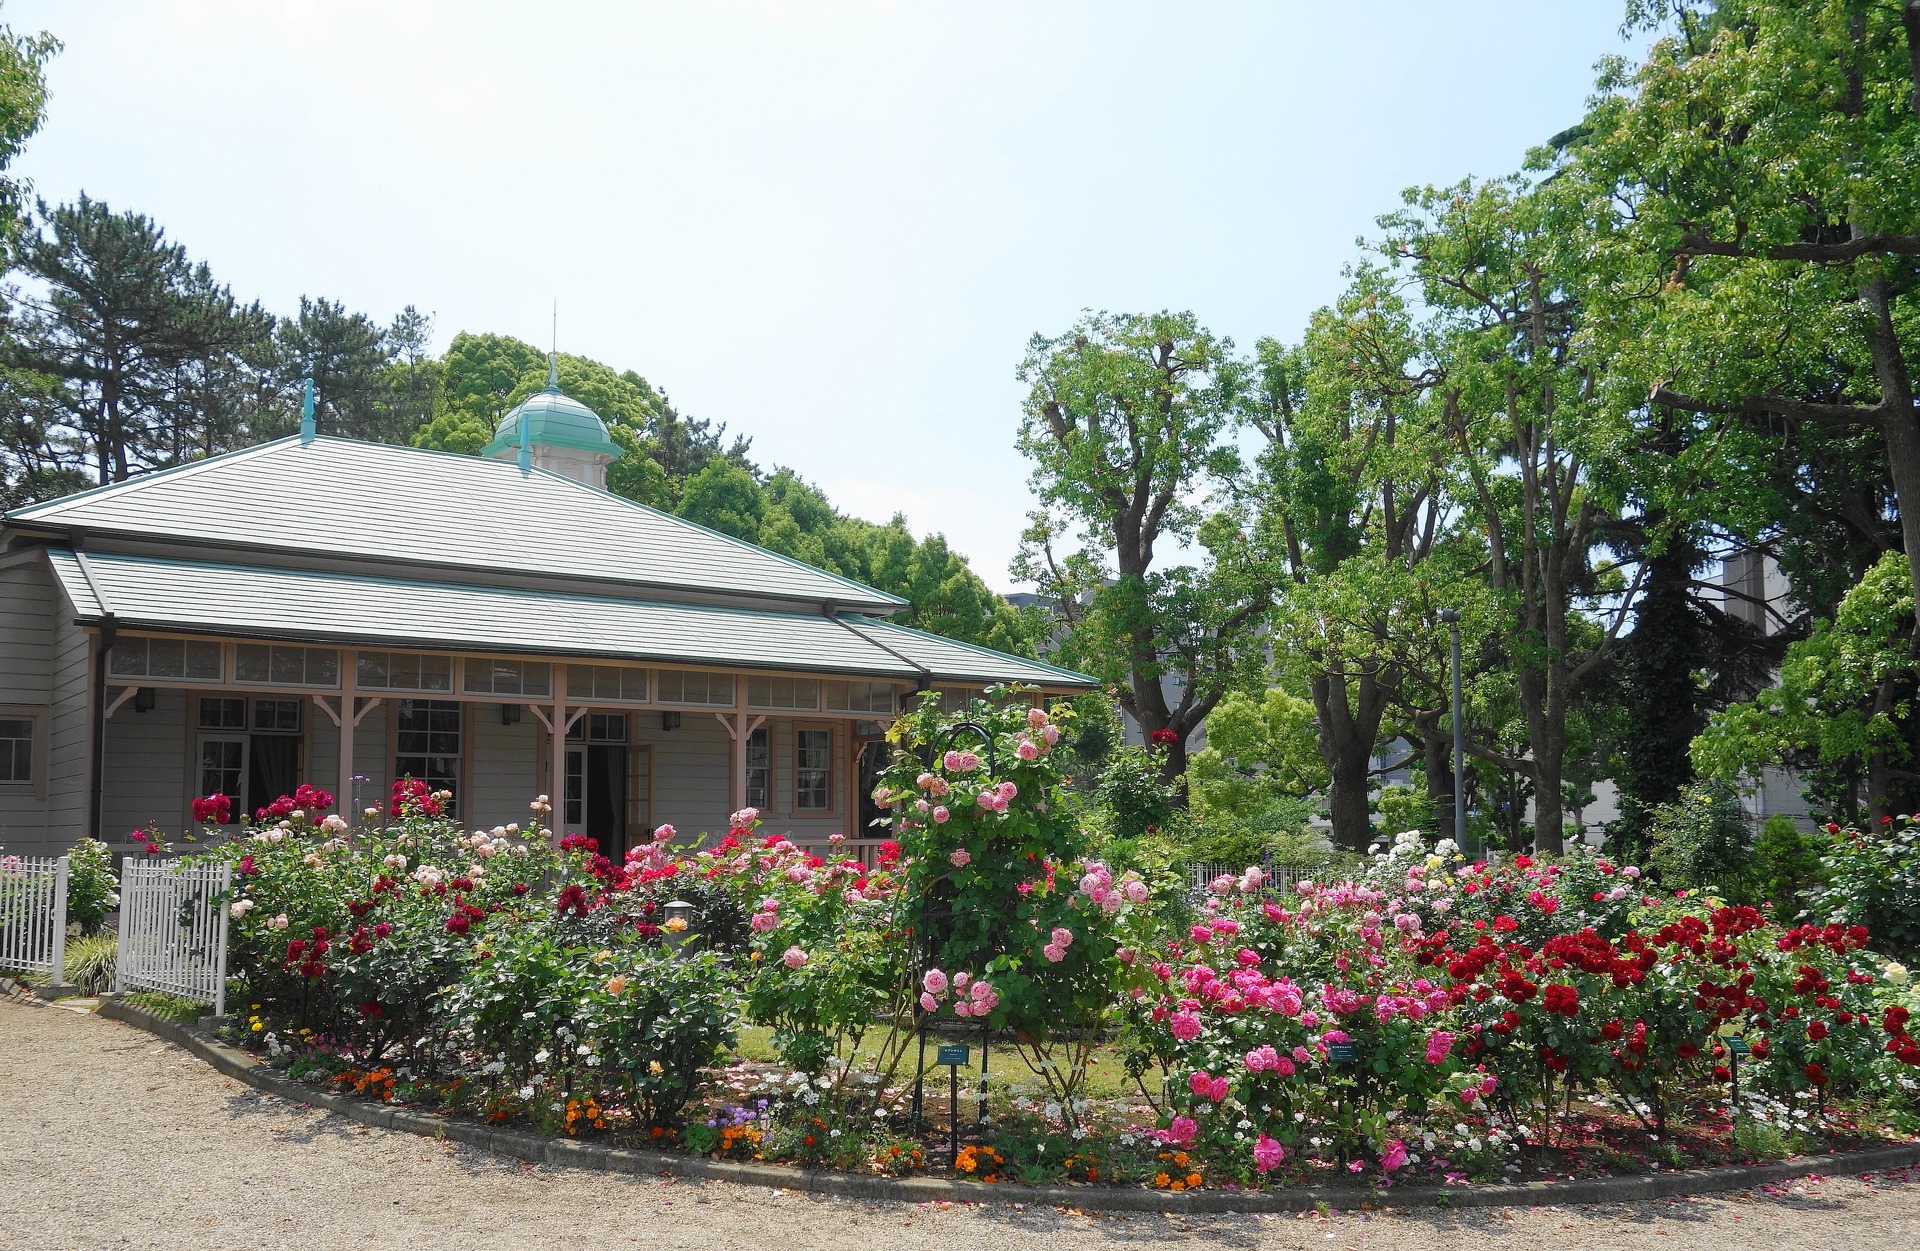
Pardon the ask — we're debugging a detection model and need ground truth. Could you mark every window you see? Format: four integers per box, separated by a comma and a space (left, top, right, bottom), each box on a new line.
462, 658, 552, 697
252, 699, 301, 732
198, 698, 246, 730
199, 739, 243, 801
826, 680, 897, 714
565, 713, 628, 743
235, 644, 339, 687
795, 727, 833, 812
0, 717, 32, 783
567, 665, 649, 702
395, 699, 461, 814
747, 675, 820, 711
745, 726, 770, 811
109, 637, 222, 682
357, 651, 453, 692
655, 669, 735, 707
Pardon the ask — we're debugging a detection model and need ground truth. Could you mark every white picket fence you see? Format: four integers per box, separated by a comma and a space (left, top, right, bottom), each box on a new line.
0, 853, 68, 982
1187, 861, 1325, 900
116, 857, 231, 1017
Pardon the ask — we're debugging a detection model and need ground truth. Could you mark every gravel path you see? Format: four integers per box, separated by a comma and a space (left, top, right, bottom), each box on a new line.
5, 1000, 1920, 1250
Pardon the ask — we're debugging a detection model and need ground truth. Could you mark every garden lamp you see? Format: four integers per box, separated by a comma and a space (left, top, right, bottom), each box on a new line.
662, 899, 696, 947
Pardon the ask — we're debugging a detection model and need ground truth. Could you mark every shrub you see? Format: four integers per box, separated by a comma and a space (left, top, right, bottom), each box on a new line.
1647, 782, 1754, 898
64, 837, 119, 935
63, 933, 116, 994
1751, 815, 1827, 918
1806, 816, 1920, 959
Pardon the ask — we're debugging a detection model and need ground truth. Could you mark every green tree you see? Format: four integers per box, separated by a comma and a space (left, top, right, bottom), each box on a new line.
1566, 0, 1920, 631
1014, 310, 1273, 783
1694, 551, 1919, 822
5, 196, 268, 483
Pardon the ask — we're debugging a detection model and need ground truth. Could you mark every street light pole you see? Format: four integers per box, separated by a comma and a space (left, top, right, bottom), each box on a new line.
1438, 609, 1465, 850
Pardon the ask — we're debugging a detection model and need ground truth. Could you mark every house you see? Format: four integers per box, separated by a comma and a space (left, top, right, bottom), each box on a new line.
0, 364, 1095, 863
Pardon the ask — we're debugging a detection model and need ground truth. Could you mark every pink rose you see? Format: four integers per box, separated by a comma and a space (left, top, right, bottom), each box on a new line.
932, 805, 950, 823
1245, 1045, 1280, 1073
1158, 1116, 1198, 1145
1043, 944, 1066, 962
1169, 1011, 1202, 1041
1381, 1139, 1408, 1171
1125, 879, 1148, 903
750, 911, 778, 932
953, 1000, 973, 1017
1026, 707, 1049, 728
1050, 926, 1074, 948
782, 946, 808, 970
920, 992, 938, 1013
1253, 1134, 1286, 1173
1016, 739, 1040, 760
949, 847, 970, 867
923, 968, 949, 994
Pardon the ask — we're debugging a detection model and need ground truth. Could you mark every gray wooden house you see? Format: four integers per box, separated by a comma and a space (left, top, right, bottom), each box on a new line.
0, 371, 1092, 862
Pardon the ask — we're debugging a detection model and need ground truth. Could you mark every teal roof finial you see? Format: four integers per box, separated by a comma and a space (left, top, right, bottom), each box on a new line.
545, 353, 560, 392
299, 378, 316, 442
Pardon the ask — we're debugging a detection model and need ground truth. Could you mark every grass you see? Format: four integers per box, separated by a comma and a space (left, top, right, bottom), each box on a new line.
120, 991, 211, 1022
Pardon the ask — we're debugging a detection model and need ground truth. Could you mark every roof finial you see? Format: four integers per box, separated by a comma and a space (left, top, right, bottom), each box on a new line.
299, 378, 316, 442
546, 352, 560, 391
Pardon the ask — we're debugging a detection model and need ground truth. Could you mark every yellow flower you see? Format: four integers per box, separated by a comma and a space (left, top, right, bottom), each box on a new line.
591, 949, 613, 964
605, 975, 629, 994
663, 917, 689, 933
648, 1060, 663, 1075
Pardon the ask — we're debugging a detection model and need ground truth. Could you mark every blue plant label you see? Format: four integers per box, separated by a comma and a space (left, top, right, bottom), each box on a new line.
1327, 1043, 1358, 1063
1726, 1037, 1749, 1056
937, 1044, 971, 1066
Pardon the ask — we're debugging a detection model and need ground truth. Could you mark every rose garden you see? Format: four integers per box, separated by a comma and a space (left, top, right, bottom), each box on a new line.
55, 685, 1900, 1199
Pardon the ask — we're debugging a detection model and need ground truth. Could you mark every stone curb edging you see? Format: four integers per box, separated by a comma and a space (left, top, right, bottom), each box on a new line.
95, 997, 1920, 1214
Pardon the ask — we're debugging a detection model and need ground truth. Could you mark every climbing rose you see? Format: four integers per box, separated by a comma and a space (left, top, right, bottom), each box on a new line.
949, 848, 970, 867
923, 968, 949, 994
782, 946, 808, 970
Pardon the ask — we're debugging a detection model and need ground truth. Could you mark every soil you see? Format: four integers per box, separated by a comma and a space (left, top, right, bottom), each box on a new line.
5, 998, 1920, 1250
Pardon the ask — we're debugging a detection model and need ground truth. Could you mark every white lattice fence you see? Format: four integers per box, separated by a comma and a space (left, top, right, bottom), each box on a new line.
1187, 862, 1324, 900
116, 857, 231, 1016
0, 853, 67, 981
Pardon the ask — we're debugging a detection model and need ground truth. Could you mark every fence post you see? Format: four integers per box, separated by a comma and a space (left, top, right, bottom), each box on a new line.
212, 862, 231, 1019
113, 856, 131, 996
49, 855, 69, 992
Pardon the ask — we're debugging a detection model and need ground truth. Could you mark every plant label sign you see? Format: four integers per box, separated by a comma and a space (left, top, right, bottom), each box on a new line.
1327, 1043, 1358, 1064
937, 1043, 971, 1067
1726, 1037, 1750, 1056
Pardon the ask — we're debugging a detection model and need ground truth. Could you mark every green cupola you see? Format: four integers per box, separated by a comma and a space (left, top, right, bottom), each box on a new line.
482, 355, 623, 488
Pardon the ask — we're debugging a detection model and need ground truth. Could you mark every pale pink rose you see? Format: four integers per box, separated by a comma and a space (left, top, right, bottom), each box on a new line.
1042, 944, 1066, 962
1050, 926, 1074, 947
949, 848, 970, 867
1041, 724, 1060, 746
655, 823, 677, 840
920, 992, 938, 1013
997, 781, 1017, 801
1016, 739, 1040, 761
1026, 707, 1049, 728
782, 946, 808, 970
923, 968, 949, 994
953, 1000, 974, 1018
969, 979, 992, 1001
916, 772, 937, 790
932, 805, 950, 824
1125, 879, 1149, 903
953, 971, 971, 989
750, 911, 778, 932
915, 799, 930, 812
1115, 947, 1137, 965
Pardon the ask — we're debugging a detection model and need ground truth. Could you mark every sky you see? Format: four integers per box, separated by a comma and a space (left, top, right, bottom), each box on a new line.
6, 1, 1637, 592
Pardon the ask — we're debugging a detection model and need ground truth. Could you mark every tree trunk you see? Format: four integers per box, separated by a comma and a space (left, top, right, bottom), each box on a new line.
1858, 267, 1920, 630
1415, 711, 1453, 838
1311, 670, 1388, 851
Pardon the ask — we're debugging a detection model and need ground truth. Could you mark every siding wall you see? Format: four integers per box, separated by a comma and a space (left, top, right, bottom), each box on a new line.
0, 559, 56, 854
47, 613, 93, 854
631, 709, 732, 842
350, 702, 390, 817
101, 687, 189, 838
469, 707, 540, 830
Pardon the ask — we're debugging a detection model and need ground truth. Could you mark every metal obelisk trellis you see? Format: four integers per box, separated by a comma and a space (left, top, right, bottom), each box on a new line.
0, 853, 68, 983
115, 857, 231, 1017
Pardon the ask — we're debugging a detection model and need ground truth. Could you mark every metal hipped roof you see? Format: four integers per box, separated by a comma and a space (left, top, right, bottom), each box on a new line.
5, 436, 905, 613
44, 550, 1096, 689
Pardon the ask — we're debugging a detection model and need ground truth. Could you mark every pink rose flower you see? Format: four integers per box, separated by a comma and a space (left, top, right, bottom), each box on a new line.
1050, 926, 1074, 948
923, 968, 949, 994
1043, 944, 1066, 962
1016, 739, 1040, 760
1027, 707, 1049, 728
1169, 1010, 1202, 1041
932, 805, 950, 823
949, 847, 970, 867
1253, 1134, 1287, 1173
920, 992, 938, 1012
1158, 1116, 1198, 1145
1381, 1139, 1408, 1171
782, 946, 808, 970
750, 911, 778, 932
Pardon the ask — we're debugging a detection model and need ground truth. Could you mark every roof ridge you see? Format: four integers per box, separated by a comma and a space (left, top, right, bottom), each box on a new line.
3, 437, 300, 521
